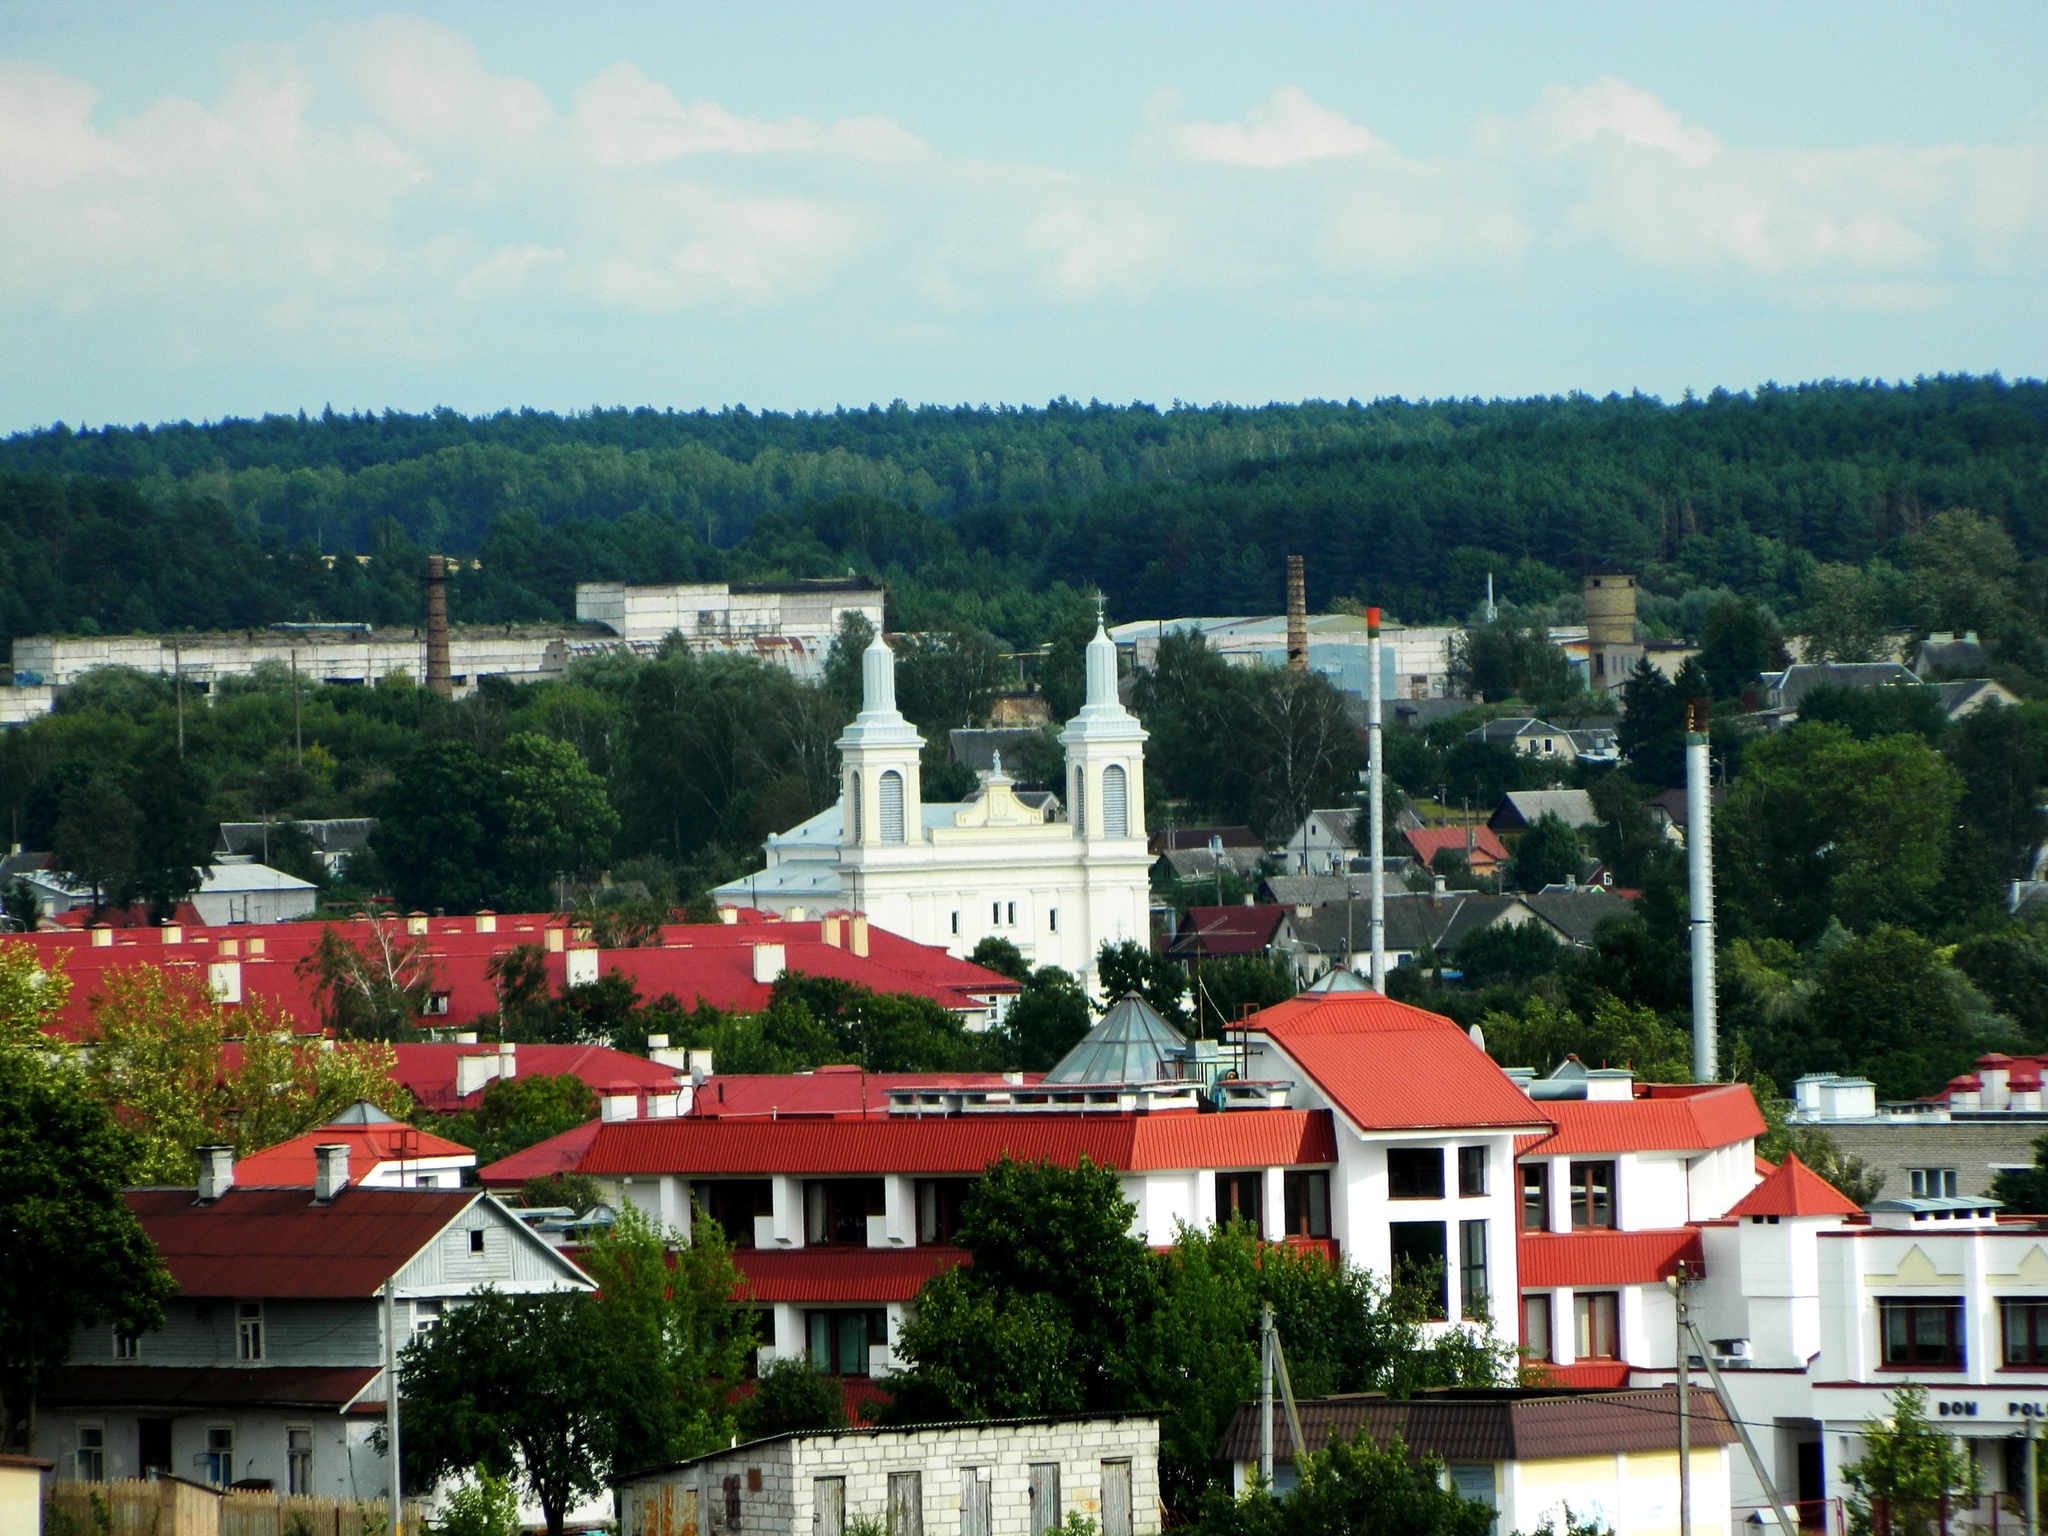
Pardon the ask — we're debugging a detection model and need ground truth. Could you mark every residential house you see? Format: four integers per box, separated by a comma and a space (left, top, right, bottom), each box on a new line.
1148, 826, 1266, 881
617, 1415, 1160, 1536
1403, 825, 1510, 878
1646, 786, 1725, 848
390, 1041, 698, 1122
1489, 790, 1600, 835
191, 858, 318, 926
1285, 893, 1526, 975
1751, 662, 1921, 726
1257, 865, 1415, 908
1518, 889, 1634, 947
35, 1143, 591, 1499
231, 1105, 475, 1190
1937, 677, 2022, 720
1218, 1387, 1736, 1533
1161, 904, 1294, 965
1913, 631, 1989, 679
215, 820, 377, 878
1464, 718, 1579, 762
1781, 1067, 2046, 1202
1564, 724, 1621, 765
1281, 808, 1361, 875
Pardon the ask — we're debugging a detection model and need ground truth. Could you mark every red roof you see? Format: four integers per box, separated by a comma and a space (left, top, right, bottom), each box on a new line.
1166, 906, 1289, 958
574, 1110, 1339, 1178
391, 1043, 683, 1113
233, 1123, 474, 1186
1518, 1228, 1704, 1288
1403, 826, 1509, 868
1725, 1154, 1861, 1219
477, 1120, 602, 1186
1248, 992, 1553, 1134
1520, 1085, 1765, 1157
688, 1067, 1043, 1119
1534, 1362, 1632, 1389
126, 1185, 480, 1297
734, 1246, 965, 1303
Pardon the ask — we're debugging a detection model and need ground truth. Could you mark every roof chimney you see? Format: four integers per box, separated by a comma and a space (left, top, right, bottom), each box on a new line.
821, 915, 842, 948
1285, 555, 1308, 672
498, 1040, 517, 1081
195, 1144, 235, 1203
424, 555, 453, 699
313, 1143, 350, 1203
849, 914, 869, 958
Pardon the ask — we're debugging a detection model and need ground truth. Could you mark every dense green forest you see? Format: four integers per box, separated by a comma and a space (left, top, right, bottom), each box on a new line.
5, 377, 2048, 650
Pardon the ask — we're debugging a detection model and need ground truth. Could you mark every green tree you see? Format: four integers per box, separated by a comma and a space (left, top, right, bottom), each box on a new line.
1991, 1133, 2048, 1214
738, 1358, 847, 1440
52, 776, 140, 913
1449, 619, 1572, 705
1720, 723, 1964, 942
1479, 994, 1693, 1082
1190, 956, 1297, 1034
1946, 703, 2048, 879
428, 1469, 521, 1536
300, 921, 440, 1041
0, 1046, 175, 1452
1798, 562, 1896, 664
1452, 921, 1564, 987
1506, 813, 1582, 892
1005, 966, 1093, 1073
969, 937, 1030, 983
1843, 1385, 1977, 1536
1796, 683, 1945, 744
1696, 593, 1783, 698
1790, 927, 2003, 1101
1190, 1429, 1495, 1536
496, 733, 620, 908
430, 1073, 599, 1168
1096, 940, 1191, 1025
1957, 923, 2048, 1047
1617, 658, 1687, 788
373, 740, 501, 913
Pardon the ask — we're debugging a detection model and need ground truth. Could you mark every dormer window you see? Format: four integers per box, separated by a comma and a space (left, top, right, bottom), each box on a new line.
236, 1301, 264, 1362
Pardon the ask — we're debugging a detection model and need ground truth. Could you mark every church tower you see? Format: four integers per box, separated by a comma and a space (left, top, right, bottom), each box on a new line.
837, 635, 924, 854
1059, 620, 1147, 842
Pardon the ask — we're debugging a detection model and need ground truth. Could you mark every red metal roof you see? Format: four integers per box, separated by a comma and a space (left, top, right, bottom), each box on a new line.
1403, 826, 1509, 867
392, 1043, 682, 1112
688, 1067, 1043, 1119
1725, 1154, 1861, 1219
574, 1109, 1338, 1177
1532, 1362, 1633, 1390
734, 1246, 965, 1303
126, 1185, 478, 1298
478, 1120, 602, 1186
1518, 1228, 1704, 1288
1248, 993, 1553, 1134
1519, 1084, 1765, 1157
233, 1123, 473, 1186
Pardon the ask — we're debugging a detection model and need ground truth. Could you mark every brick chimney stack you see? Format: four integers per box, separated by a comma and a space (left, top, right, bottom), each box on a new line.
1285, 555, 1307, 672
425, 555, 453, 699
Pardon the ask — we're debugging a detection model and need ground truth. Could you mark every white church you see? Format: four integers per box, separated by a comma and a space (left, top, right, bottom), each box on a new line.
713, 624, 1153, 992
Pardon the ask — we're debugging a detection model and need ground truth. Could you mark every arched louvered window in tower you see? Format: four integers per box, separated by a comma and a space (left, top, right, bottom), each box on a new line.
850, 772, 863, 845
1072, 768, 1086, 838
879, 769, 906, 844
1102, 763, 1129, 838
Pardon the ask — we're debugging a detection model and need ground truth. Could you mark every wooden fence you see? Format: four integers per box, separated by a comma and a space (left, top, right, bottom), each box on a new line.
48, 1482, 420, 1536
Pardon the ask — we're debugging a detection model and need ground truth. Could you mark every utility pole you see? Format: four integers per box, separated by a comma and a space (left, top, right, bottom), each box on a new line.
1367, 607, 1385, 991
1677, 1306, 1799, 1536
173, 641, 185, 760
1258, 1305, 1307, 1490
291, 649, 303, 768
2027, 1413, 2039, 1536
384, 1278, 403, 1536
1670, 1269, 1691, 1536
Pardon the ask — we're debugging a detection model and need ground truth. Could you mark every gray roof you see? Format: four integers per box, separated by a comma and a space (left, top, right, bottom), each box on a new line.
1914, 638, 1989, 677
1042, 993, 1190, 1086
1490, 789, 1599, 832
1300, 967, 1371, 992
1764, 662, 1918, 711
1288, 893, 1518, 957
1154, 847, 1265, 881
1261, 868, 1414, 907
1936, 678, 2020, 718
1520, 889, 1635, 946
217, 817, 376, 857
1465, 716, 1554, 744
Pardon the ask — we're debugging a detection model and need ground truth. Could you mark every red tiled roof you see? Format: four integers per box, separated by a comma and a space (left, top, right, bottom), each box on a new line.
233, 1123, 474, 1186
734, 1247, 965, 1303
1403, 826, 1509, 867
1248, 993, 1553, 1134
478, 1120, 602, 1186
1518, 1228, 1704, 1288
43, 1365, 380, 1411
1755, 1154, 1777, 1177
574, 1110, 1339, 1177
1519, 1085, 1765, 1157
126, 1185, 479, 1297
1725, 1154, 1861, 1218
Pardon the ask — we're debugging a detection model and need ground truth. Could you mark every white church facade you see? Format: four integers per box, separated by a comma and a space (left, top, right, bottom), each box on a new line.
713, 625, 1152, 992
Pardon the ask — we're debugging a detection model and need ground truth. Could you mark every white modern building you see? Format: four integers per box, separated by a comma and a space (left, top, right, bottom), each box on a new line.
1106, 615, 1463, 702
574, 579, 882, 681
716, 626, 1151, 994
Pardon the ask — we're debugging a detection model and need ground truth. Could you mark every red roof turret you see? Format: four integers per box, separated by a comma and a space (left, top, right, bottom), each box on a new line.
1725, 1153, 1861, 1219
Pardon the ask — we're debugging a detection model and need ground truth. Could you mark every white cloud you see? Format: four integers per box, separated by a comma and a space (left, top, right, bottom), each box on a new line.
1160, 86, 1385, 168
1520, 77, 1722, 167
344, 17, 553, 145
574, 63, 929, 169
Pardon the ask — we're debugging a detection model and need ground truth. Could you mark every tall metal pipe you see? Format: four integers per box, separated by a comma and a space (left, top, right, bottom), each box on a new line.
1686, 699, 1716, 1081
424, 555, 453, 699
1285, 555, 1307, 672
1367, 607, 1385, 993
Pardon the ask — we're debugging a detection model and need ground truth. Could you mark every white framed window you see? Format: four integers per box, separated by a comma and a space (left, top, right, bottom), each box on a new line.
203, 1426, 234, 1486
237, 1301, 264, 1361
413, 1299, 444, 1334
287, 1426, 313, 1496
1909, 1168, 1959, 1198
75, 1423, 105, 1482
113, 1328, 139, 1360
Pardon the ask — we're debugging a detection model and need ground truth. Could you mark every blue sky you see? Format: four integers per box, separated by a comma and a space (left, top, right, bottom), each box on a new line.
4, 2, 2046, 431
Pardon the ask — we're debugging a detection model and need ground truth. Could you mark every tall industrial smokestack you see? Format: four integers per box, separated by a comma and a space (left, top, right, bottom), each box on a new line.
425, 555, 453, 699
1285, 555, 1307, 672
1686, 697, 1717, 1080
1367, 607, 1385, 992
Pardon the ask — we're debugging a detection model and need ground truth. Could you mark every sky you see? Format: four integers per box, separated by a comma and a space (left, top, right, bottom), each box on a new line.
4, 2, 2047, 432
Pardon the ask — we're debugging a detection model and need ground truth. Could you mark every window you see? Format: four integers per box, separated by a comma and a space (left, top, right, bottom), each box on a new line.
992, 901, 1002, 926
237, 1301, 264, 1362
1073, 772, 1085, 837
287, 1427, 313, 1496
1103, 764, 1129, 838
1521, 1164, 1549, 1231
2005, 1300, 2048, 1366
469, 1228, 485, 1254
916, 1179, 975, 1246
879, 770, 905, 844
1574, 1291, 1620, 1361
412, 1300, 443, 1334
1007, 901, 1016, 926
887, 1471, 923, 1536
1910, 1168, 1959, 1199
1283, 1171, 1331, 1239
1387, 1147, 1446, 1200
804, 1179, 885, 1246
113, 1328, 139, 1360
1521, 1294, 1552, 1362
75, 1424, 105, 1482
805, 1310, 886, 1376
204, 1426, 235, 1487
1881, 1299, 1965, 1369
951, 911, 959, 936
1216, 1172, 1263, 1230
1389, 1221, 1448, 1320
1458, 1146, 1488, 1198
693, 1181, 772, 1248
422, 991, 450, 1017
1048, 909, 1058, 933
850, 772, 863, 845
1569, 1161, 1616, 1229
1459, 1220, 1490, 1320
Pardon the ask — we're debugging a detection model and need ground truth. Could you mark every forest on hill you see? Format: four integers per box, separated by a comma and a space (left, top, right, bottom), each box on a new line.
2, 376, 2047, 650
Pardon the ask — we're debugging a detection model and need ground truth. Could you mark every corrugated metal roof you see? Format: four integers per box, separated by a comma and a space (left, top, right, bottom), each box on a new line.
574, 1110, 1338, 1177
1726, 1154, 1862, 1218
1518, 1228, 1704, 1288
44, 1365, 380, 1411
478, 1120, 602, 1185
733, 1246, 965, 1303
1249, 994, 1553, 1134
233, 1123, 473, 1185
1217, 1387, 1736, 1463
127, 1186, 477, 1297
1519, 1086, 1765, 1156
